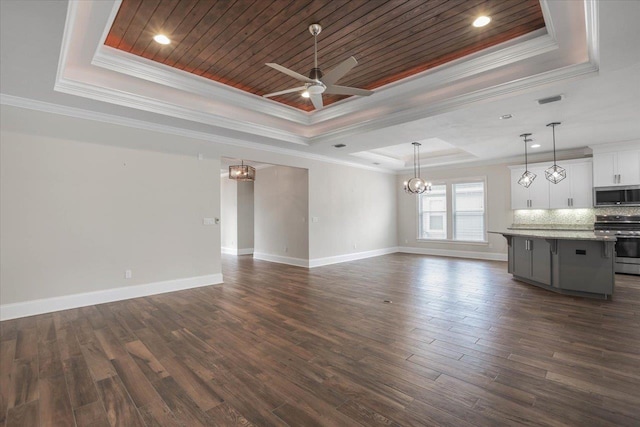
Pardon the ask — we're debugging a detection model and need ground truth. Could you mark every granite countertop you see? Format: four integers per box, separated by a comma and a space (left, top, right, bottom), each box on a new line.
489, 229, 616, 241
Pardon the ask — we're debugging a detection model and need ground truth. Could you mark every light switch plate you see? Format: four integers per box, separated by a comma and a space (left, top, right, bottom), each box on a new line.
203, 218, 216, 225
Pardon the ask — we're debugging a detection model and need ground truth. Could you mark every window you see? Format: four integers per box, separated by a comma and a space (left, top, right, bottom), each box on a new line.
417, 179, 487, 242
453, 181, 485, 241
418, 184, 447, 239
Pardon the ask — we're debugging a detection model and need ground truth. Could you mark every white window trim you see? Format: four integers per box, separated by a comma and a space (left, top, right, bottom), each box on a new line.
416, 177, 489, 244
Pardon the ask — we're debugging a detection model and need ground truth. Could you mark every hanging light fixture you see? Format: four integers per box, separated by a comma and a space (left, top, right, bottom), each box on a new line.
545, 122, 566, 184
229, 160, 256, 181
518, 133, 536, 188
404, 142, 431, 194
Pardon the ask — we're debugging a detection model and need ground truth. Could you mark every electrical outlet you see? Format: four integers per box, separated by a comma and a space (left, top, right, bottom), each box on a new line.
312, 217, 319, 223
284, 246, 288, 253
405, 239, 408, 244
125, 269, 132, 279
353, 243, 357, 249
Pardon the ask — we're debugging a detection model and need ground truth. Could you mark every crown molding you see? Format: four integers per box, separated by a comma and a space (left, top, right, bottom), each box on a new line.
310, 61, 599, 146
0, 94, 395, 174
92, 45, 310, 126
309, 28, 556, 125
584, 0, 600, 68
54, 76, 309, 146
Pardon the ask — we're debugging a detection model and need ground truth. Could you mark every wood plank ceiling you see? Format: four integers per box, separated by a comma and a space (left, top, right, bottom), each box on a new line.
105, 0, 545, 112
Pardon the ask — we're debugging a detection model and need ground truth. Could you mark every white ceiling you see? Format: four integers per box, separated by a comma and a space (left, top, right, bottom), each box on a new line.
1, 0, 639, 172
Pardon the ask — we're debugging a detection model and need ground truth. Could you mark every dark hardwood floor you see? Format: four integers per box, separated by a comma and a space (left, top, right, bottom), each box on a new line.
1, 253, 640, 426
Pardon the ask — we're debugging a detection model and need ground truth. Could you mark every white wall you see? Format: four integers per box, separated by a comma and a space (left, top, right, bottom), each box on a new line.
220, 178, 254, 254
397, 163, 512, 260
1, 120, 221, 311
220, 177, 238, 252
254, 165, 309, 262
0, 105, 402, 316
309, 163, 398, 261
236, 181, 254, 252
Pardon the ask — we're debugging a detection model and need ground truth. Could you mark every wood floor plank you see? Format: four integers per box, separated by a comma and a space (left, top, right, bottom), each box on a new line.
63, 355, 99, 409
39, 375, 74, 426
5, 400, 38, 427
0, 339, 17, 424
73, 401, 110, 427
0, 254, 639, 426
96, 375, 145, 427
9, 358, 38, 408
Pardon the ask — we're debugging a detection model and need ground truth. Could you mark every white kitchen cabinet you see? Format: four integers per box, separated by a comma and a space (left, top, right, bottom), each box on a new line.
510, 165, 549, 209
592, 147, 640, 187
549, 160, 593, 208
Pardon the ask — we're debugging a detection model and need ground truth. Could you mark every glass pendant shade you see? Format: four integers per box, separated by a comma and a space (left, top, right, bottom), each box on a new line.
545, 122, 566, 184
404, 142, 431, 194
517, 133, 536, 188
229, 161, 256, 181
545, 164, 566, 184
404, 177, 431, 194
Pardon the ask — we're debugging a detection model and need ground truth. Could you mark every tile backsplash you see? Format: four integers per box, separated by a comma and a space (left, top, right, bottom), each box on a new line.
512, 207, 640, 229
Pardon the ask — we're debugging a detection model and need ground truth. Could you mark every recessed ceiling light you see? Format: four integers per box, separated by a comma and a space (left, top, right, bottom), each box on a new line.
531, 144, 541, 148
301, 90, 310, 98
499, 114, 513, 120
153, 34, 171, 45
473, 16, 491, 27
373, 162, 380, 165
333, 144, 346, 148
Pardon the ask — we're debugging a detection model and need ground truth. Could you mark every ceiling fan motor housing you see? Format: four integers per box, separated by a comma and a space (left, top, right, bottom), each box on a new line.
309, 67, 323, 80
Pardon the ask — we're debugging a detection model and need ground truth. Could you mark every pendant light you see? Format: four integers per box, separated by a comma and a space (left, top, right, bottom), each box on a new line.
517, 133, 536, 188
404, 142, 431, 194
545, 122, 566, 184
229, 160, 256, 181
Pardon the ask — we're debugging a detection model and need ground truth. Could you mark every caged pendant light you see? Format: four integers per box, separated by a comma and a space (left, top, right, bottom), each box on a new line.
404, 142, 432, 194
229, 160, 256, 182
545, 122, 566, 184
518, 133, 536, 188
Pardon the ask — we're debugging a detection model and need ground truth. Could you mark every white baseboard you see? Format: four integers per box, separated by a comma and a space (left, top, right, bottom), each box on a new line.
221, 246, 237, 255
397, 246, 508, 262
309, 247, 400, 268
222, 247, 253, 255
253, 252, 308, 268
0, 273, 224, 321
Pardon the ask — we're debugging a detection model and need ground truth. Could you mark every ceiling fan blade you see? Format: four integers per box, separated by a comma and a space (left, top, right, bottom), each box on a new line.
310, 93, 323, 110
324, 84, 373, 96
265, 63, 315, 83
322, 56, 358, 86
262, 86, 307, 98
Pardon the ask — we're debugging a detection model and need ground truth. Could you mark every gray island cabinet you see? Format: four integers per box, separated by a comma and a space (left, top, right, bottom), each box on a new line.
491, 230, 616, 299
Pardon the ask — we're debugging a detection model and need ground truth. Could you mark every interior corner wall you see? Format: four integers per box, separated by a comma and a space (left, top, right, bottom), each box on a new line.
254, 165, 309, 261
0, 106, 222, 316
220, 177, 238, 252
397, 163, 512, 259
236, 181, 254, 252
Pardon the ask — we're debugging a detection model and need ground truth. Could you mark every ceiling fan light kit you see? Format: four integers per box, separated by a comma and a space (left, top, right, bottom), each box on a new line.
263, 24, 374, 110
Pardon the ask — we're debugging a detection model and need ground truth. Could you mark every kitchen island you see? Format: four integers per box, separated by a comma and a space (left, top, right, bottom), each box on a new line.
490, 230, 617, 299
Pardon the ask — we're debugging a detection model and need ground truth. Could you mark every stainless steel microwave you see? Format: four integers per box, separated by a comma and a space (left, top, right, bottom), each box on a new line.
594, 185, 640, 207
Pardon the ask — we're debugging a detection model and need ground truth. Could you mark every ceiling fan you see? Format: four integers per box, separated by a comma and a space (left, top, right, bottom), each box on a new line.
263, 24, 373, 110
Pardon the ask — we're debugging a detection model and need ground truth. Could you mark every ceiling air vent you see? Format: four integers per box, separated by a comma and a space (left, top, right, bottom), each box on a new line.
537, 95, 563, 105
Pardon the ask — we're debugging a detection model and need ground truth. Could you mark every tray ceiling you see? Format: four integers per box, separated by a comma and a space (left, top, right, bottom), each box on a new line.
105, 0, 545, 111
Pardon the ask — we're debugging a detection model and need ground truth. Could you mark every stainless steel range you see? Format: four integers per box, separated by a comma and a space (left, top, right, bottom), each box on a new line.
594, 215, 640, 275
